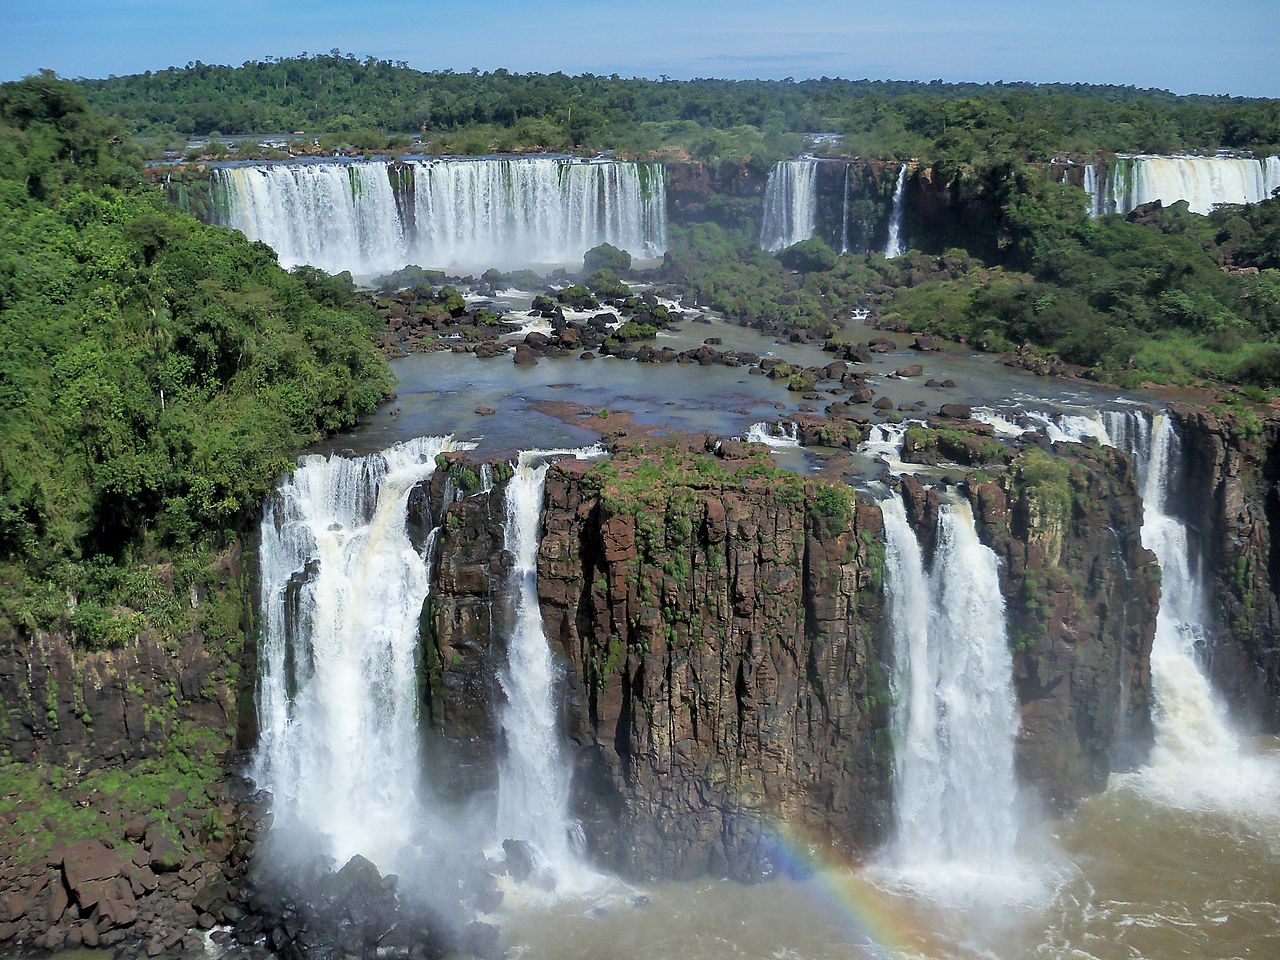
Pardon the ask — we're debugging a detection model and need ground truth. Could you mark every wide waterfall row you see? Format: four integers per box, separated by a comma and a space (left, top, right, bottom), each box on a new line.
1082, 154, 1280, 216
213, 158, 668, 274
881, 494, 1022, 891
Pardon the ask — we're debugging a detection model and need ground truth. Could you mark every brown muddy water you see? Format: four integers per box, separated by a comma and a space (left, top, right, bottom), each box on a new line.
501, 745, 1280, 960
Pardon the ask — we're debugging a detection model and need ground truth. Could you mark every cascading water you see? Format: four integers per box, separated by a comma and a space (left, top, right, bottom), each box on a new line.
880, 494, 1023, 895
254, 436, 472, 871
496, 447, 604, 887
858, 421, 916, 474
745, 420, 800, 447
213, 158, 668, 274
1095, 154, 1280, 216
883, 165, 909, 259
759, 159, 818, 252
1019, 406, 1278, 811
214, 162, 407, 276
1102, 413, 1278, 809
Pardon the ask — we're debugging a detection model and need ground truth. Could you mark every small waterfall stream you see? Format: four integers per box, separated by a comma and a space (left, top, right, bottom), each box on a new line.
496, 448, 604, 888
745, 420, 800, 447
880, 494, 1022, 895
839, 164, 851, 255
1110, 413, 1277, 808
883, 165, 909, 259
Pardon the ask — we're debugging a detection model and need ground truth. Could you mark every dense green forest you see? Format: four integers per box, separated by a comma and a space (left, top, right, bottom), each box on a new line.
0, 73, 393, 646
80, 53, 1280, 165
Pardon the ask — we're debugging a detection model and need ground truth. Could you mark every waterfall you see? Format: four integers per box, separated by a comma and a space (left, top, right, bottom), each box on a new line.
1033, 407, 1279, 811
745, 420, 800, 447
254, 436, 472, 871
213, 158, 668, 274
759, 159, 818, 252
496, 447, 604, 887
839, 164, 851, 255
1083, 163, 1105, 218
1104, 413, 1277, 809
214, 162, 406, 276
880, 494, 1022, 892
1094, 154, 1280, 216
883, 164, 909, 259
406, 159, 667, 271
859, 421, 916, 474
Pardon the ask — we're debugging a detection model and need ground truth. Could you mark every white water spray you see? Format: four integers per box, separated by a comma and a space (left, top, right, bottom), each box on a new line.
254, 436, 472, 871
1033, 407, 1279, 811
746, 421, 800, 448
839, 164, 851, 255
1118, 414, 1278, 809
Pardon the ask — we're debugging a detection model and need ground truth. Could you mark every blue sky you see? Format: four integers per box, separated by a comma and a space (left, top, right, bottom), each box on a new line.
4, 0, 1278, 97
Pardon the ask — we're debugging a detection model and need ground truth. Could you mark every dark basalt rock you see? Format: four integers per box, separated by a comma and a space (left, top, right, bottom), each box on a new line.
500, 840, 536, 882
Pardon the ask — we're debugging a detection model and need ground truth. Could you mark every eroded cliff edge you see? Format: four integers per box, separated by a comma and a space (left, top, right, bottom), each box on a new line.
422, 433, 1159, 879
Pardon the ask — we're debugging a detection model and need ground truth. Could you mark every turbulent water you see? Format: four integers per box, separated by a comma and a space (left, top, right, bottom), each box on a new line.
744, 420, 800, 447
213, 158, 668, 273
759, 159, 818, 252
880, 496, 1022, 896
254, 436, 471, 871
496, 448, 604, 889
1107, 413, 1279, 809
1092, 154, 1280, 215
883, 164, 909, 258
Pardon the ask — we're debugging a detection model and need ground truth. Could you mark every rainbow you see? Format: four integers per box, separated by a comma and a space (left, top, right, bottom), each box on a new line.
753, 815, 942, 960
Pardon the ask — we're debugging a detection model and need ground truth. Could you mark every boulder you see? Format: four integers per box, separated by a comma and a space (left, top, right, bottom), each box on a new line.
61, 839, 126, 909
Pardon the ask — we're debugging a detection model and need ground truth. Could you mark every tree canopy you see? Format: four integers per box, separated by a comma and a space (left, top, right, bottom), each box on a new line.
0, 73, 393, 643
79, 54, 1280, 165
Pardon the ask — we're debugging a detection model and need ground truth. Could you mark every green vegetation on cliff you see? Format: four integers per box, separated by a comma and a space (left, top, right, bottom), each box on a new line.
884, 176, 1280, 386
0, 74, 393, 644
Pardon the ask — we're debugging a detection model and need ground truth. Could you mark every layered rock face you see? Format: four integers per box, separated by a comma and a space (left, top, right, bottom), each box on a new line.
1170, 404, 1280, 729
665, 159, 899, 251
0, 546, 251, 766
422, 436, 1158, 877
416, 445, 889, 881
537, 453, 890, 880
0, 548, 257, 955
